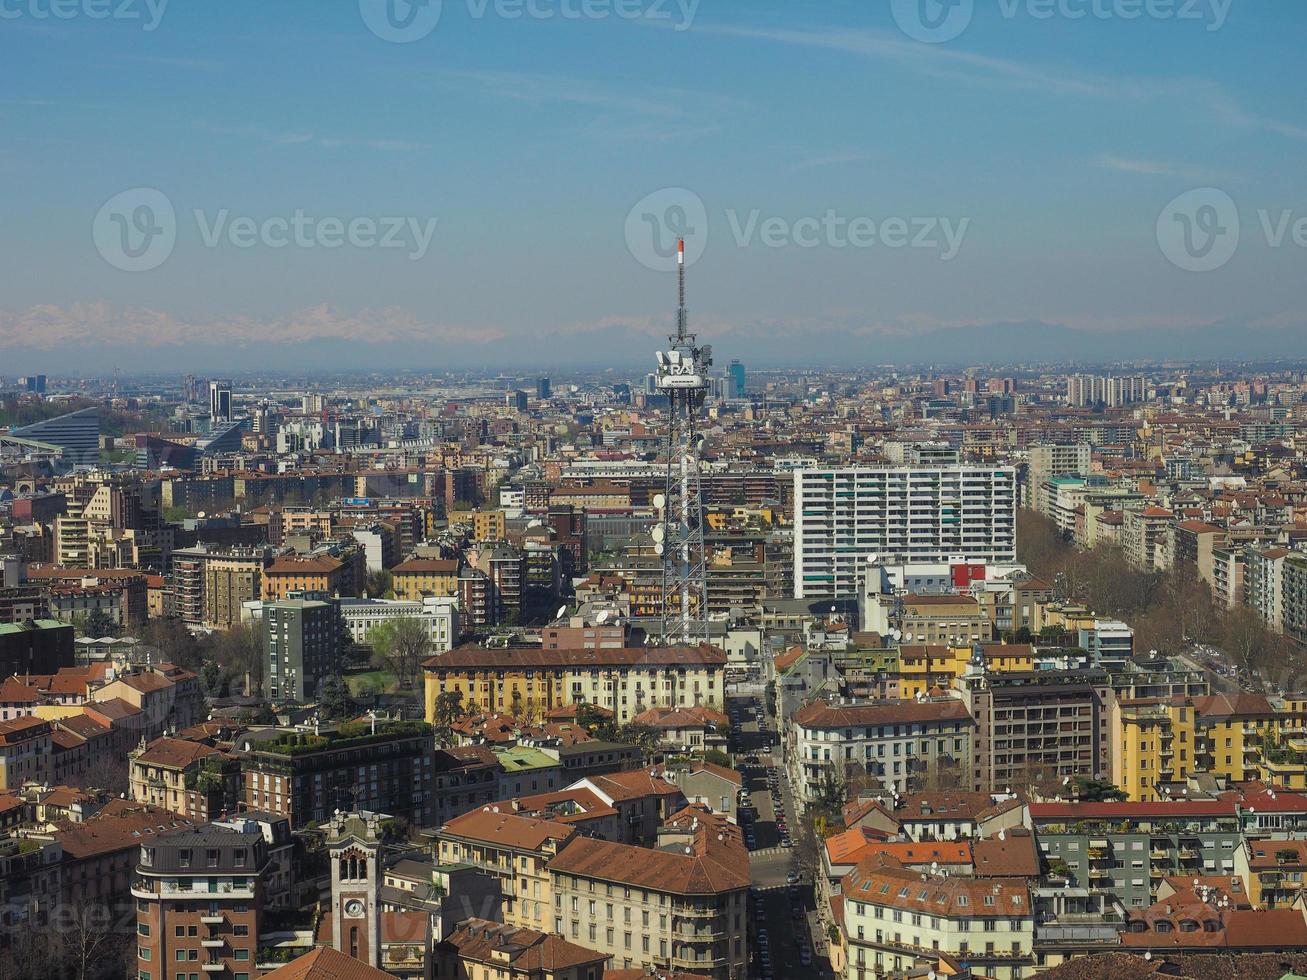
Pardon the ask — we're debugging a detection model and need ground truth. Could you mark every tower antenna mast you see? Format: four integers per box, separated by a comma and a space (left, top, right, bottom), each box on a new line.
653, 238, 711, 648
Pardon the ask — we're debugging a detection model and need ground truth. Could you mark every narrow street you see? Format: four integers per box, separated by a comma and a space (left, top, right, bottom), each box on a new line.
727, 684, 837, 980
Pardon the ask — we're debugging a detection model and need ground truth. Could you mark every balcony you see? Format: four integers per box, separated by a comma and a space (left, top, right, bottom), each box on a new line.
201, 965, 225, 974
201, 915, 225, 925
201, 939, 225, 948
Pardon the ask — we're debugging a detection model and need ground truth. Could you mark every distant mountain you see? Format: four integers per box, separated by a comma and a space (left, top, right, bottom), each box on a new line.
3, 314, 1303, 374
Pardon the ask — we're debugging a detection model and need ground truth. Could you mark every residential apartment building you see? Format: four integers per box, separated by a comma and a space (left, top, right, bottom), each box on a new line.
204, 549, 270, 629
1028, 800, 1243, 911
392, 557, 460, 599
862, 594, 993, 648
788, 698, 975, 801
260, 551, 365, 602
435, 808, 577, 931
1110, 693, 1299, 801
241, 721, 434, 829
0, 716, 52, 790
842, 854, 1034, 980
132, 823, 270, 980
1025, 443, 1091, 510
423, 644, 727, 726
1122, 507, 1173, 572
440, 919, 608, 980
547, 806, 750, 980
1246, 547, 1290, 632
793, 466, 1017, 599
128, 736, 240, 822
263, 596, 343, 703
957, 668, 1114, 795
1283, 552, 1307, 641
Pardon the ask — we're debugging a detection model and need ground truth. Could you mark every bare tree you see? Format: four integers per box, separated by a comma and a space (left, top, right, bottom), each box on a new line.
367, 616, 432, 699
50, 900, 124, 980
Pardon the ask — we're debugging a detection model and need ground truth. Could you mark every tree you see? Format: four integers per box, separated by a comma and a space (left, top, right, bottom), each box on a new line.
52, 899, 124, 980
366, 569, 394, 599
1221, 605, 1269, 678
1074, 777, 1128, 802
432, 690, 464, 748
616, 723, 662, 757
813, 767, 847, 817
140, 616, 202, 670
576, 703, 620, 742
73, 608, 119, 639
203, 623, 263, 697
367, 617, 431, 700
318, 674, 359, 720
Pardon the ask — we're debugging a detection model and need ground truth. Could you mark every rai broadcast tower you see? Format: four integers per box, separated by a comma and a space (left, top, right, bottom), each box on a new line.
653, 238, 712, 646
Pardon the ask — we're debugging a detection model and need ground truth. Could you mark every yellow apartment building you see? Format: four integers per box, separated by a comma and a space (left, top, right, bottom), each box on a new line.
1112, 694, 1302, 800
424, 644, 728, 725
899, 643, 1034, 700
392, 557, 460, 598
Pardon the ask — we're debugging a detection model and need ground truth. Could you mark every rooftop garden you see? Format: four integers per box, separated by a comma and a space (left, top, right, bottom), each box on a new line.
259, 720, 432, 756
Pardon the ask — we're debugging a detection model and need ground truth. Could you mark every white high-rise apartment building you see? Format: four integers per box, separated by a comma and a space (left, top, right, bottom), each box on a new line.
1066, 374, 1147, 408
793, 466, 1017, 598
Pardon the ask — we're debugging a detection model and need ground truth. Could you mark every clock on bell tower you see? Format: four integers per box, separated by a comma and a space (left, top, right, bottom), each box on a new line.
327, 811, 383, 969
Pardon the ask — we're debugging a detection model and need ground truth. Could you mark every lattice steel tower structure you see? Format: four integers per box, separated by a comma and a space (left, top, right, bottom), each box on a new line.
654, 238, 712, 645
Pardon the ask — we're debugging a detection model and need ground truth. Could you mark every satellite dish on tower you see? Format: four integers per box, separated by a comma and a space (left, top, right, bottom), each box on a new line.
651, 525, 665, 543
555, 605, 567, 620
653, 493, 666, 511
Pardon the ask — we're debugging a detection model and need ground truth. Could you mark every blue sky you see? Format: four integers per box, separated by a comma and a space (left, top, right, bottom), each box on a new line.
2, 0, 1305, 371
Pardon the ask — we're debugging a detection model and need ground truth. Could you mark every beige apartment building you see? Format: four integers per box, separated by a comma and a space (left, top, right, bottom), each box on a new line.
547, 806, 750, 980
435, 808, 577, 932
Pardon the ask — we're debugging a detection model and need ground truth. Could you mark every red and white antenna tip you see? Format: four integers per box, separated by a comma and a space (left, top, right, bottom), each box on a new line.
677, 238, 685, 261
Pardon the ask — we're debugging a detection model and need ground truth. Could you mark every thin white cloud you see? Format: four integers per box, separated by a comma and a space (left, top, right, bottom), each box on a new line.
701, 24, 1108, 96
1091, 153, 1236, 183
195, 122, 426, 152
788, 151, 879, 173
1205, 89, 1307, 142
442, 69, 747, 123
706, 23, 1307, 144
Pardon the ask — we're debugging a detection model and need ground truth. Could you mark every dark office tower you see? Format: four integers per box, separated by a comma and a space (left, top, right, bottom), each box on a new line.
505, 390, 529, 412
536, 377, 552, 400
209, 380, 233, 422
18, 375, 47, 394
728, 360, 745, 398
